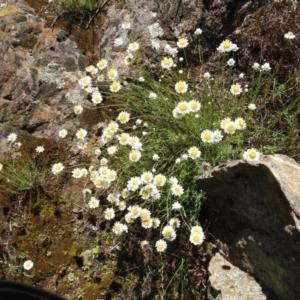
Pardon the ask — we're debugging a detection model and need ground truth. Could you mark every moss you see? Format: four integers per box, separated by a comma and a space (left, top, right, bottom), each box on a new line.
0, 5, 20, 17
0, 107, 8, 122
20, 34, 38, 49
33, 26, 42, 35
78, 55, 89, 71
64, 57, 78, 72
78, 108, 102, 128
1, 122, 20, 136
0, 17, 6, 31
68, 241, 82, 258
14, 14, 27, 23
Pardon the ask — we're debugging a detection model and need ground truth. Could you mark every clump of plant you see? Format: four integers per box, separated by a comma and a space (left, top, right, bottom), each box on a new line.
58, 0, 105, 13
47, 22, 300, 258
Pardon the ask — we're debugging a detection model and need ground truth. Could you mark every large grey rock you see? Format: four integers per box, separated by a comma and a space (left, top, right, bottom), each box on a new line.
198, 155, 300, 300
208, 252, 267, 300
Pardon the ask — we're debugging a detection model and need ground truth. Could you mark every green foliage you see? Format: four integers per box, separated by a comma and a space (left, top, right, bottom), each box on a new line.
0, 156, 46, 197
58, 0, 104, 12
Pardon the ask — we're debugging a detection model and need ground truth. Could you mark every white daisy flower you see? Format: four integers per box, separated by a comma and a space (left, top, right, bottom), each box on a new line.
261, 62, 271, 71
110, 81, 122, 93
58, 129, 68, 138
92, 91, 103, 105
155, 239, 167, 252
162, 225, 176, 241
230, 83, 242, 95
52, 163, 64, 175
203, 72, 211, 79
7, 133, 17, 143
235, 117, 246, 130
194, 28, 202, 35
243, 148, 261, 162
149, 92, 157, 99
177, 37, 189, 48
161, 57, 174, 69
104, 207, 115, 220
35, 146, 44, 153
88, 197, 99, 208
248, 103, 256, 110
169, 218, 181, 229
189, 100, 201, 112
252, 62, 260, 70
122, 22, 131, 29
96, 59, 108, 70
76, 128, 87, 140
201, 130, 215, 143
188, 146, 201, 159
171, 184, 184, 197
175, 81, 188, 94
117, 111, 130, 124
127, 42, 139, 52
23, 260, 34, 270
217, 40, 239, 52
153, 174, 167, 187
114, 37, 124, 47
189, 233, 205, 245
72, 168, 83, 179
172, 201, 182, 211
129, 150, 141, 162
227, 58, 235, 66
74, 105, 83, 115
284, 31, 295, 39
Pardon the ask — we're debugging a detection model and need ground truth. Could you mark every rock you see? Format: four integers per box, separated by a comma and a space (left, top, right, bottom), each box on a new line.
208, 252, 267, 300
0, 1, 92, 152
198, 154, 300, 300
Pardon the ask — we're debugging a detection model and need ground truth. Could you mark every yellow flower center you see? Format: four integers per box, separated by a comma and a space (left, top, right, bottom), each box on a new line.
203, 165, 210, 171
163, 58, 171, 66
131, 152, 138, 159
132, 179, 139, 186
132, 207, 139, 214
190, 149, 198, 156
98, 60, 105, 67
114, 225, 121, 232
233, 85, 240, 93
192, 235, 201, 243
287, 31, 294, 36
191, 102, 198, 109
157, 242, 164, 250
120, 114, 127, 121
239, 120, 245, 126
122, 190, 128, 197
142, 190, 149, 197
179, 103, 188, 111
177, 83, 186, 91
156, 177, 163, 184
95, 178, 102, 185
249, 151, 257, 159
120, 135, 128, 142
227, 124, 236, 132
131, 43, 138, 49
111, 82, 119, 90
174, 187, 181, 194
108, 70, 116, 77
179, 39, 186, 46
204, 132, 211, 140
223, 40, 231, 49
